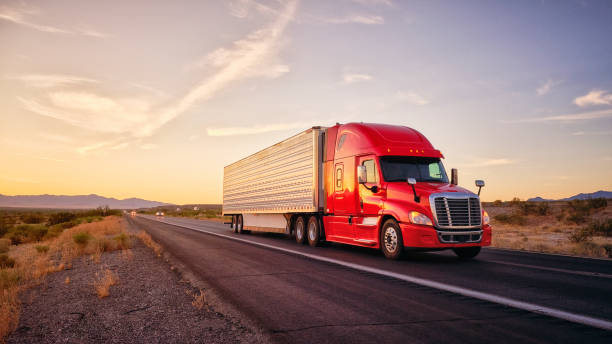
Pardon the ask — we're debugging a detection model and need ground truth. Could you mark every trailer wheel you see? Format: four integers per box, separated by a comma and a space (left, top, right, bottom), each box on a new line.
237, 214, 244, 234
231, 215, 237, 233
380, 219, 404, 260
294, 216, 306, 244
307, 216, 321, 247
452, 246, 481, 259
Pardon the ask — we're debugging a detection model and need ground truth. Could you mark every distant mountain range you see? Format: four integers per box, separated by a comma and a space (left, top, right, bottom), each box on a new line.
527, 190, 612, 202
0, 194, 169, 209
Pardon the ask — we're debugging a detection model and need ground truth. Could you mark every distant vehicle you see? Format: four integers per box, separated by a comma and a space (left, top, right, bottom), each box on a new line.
223, 123, 491, 260
130, 211, 136, 216
155, 211, 164, 216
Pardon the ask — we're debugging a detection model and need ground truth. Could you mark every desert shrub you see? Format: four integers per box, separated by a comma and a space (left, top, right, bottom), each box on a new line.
589, 219, 612, 237
73, 232, 93, 246
0, 254, 15, 269
569, 227, 592, 243
603, 244, 612, 258
517, 202, 536, 215
494, 213, 527, 225
94, 269, 119, 298
0, 269, 20, 289
567, 212, 587, 224
113, 233, 131, 249
510, 197, 521, 206
0, 239, 10, 254
35, 245, 49, 254
27, 225, 48, 242
492, 200, 503, 206
81, 206, 122, 218
587, 198, 607, 210
21, 213, 44, 224
48, 212, 77, 225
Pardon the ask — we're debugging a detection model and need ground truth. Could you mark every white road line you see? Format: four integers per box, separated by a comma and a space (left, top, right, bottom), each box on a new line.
490, 260, 612, 279
142, 216, 612, 332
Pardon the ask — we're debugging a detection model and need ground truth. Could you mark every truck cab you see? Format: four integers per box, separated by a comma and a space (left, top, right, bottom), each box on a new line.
322, 123, 492, 259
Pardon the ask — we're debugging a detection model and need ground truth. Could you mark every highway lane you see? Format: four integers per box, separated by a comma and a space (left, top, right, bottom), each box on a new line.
127, 215, 612, 343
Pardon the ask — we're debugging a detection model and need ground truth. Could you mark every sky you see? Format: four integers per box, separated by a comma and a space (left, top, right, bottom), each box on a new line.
1, 0, 611, 204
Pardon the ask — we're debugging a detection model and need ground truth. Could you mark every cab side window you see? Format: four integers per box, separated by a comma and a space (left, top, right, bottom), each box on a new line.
362, 159, 378, 183
336, 134, 347, 151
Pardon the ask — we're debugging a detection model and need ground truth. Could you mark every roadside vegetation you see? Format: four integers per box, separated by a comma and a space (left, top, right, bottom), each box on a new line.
485, 198, 612, 258
0, 207, 132, 342
139, 204, 230, 222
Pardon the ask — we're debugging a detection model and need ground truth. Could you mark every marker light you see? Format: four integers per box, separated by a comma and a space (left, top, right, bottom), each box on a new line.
483, 210, 490, 225
408, 211, 433, 226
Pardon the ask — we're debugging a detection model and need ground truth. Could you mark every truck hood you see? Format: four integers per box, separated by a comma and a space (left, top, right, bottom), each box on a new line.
383, 182, 477, 221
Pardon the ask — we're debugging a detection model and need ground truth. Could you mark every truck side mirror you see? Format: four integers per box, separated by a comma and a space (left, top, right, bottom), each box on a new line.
451, 168, 458, 185
357, 165, 367, 184
475, 180, 485, 196
406, 178, 420, 203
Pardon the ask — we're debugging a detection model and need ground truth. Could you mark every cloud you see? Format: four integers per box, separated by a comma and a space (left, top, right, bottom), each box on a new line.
351, 0, 393, 6
138, 0, 298, 138
140, 143, 157, 150
466, 158, 516, 167
10, 74, 98, 88
227, 0, 283, 19
0, 5, 108, 37
323, 14, 384, 25
207, 122, 310, 136
503, 109, 612, 123
395, 91, 429, 106
571, 130, 612, 136
574, 90, 612, 107
19, 1, 298, 154
343, 73, 372, 84
536, 79, 562, 96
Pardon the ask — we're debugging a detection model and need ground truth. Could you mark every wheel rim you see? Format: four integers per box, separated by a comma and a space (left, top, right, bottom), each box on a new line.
308, 221, 316, 241
384, 227, 398, 253
296, 221, 304, 240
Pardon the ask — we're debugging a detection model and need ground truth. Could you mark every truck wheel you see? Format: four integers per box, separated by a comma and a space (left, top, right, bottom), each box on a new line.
237, 214, 244, 234
294, 216, 306, 244
380, 219, 404, 260
453, 246, 481, 259
307, 216, 321, 247
231, 215, 237, 233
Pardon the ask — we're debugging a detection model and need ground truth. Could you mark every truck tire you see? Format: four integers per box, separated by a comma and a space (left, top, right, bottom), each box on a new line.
231, 215, 237, 233
452, 246, 481, 259
237, 214, 244, 234
294, 216, 306, 244
307, 215, 321, 247
380, 219, 404, 260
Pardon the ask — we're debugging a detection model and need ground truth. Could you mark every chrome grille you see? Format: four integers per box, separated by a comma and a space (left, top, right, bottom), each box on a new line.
432, 195, 481, 229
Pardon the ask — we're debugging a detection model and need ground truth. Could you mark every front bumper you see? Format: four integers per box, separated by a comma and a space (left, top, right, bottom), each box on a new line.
400, 222, 492, 248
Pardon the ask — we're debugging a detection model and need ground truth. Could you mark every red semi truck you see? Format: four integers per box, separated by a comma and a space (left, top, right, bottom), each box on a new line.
223, 123, 492, 259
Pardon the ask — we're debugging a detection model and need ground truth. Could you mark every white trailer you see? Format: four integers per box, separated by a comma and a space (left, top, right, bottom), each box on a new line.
222, 127, 325, 233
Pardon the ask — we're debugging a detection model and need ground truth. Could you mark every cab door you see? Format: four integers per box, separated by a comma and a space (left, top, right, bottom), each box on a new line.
357, 156, 384, 216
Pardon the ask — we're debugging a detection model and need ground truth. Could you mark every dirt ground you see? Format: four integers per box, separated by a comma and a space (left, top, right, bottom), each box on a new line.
486, 202, 612, 258
7, 221, 260, 344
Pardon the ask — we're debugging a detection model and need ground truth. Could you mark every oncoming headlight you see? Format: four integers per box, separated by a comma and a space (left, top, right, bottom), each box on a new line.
483, 210, 490, 225
408, 211, 433, 226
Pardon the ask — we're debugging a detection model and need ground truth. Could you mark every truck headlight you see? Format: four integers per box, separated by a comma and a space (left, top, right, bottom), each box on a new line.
483, 210, 490, 225
408, 211, 433, 226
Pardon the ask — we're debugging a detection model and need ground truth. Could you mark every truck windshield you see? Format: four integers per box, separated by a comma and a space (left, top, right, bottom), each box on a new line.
379, 156, 449, 183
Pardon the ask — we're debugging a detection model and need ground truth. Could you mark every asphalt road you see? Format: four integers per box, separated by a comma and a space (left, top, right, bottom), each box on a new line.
127, 215, 612, 343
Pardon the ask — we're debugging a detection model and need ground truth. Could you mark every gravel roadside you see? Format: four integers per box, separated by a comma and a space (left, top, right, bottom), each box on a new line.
7, 218, 262, 344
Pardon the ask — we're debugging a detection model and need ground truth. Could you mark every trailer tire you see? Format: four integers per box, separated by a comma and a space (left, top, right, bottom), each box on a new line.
294, 216, 306, 244
237, 214, 244, 234
307, 216, 321, 247
380, 219, 404, 260
452, 246, 481, 259
231, 215, 237, 233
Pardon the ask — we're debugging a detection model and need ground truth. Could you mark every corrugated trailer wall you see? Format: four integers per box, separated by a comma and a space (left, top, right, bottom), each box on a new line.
223, 127, 324, 215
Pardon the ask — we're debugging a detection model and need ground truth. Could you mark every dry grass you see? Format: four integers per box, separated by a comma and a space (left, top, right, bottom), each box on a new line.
0, 216, 130, 342
93, 268, 119, 298
65, 277, 70, 285
136, 231, 162, 257
191, 289, 207, 310
489, 202, 612, 258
